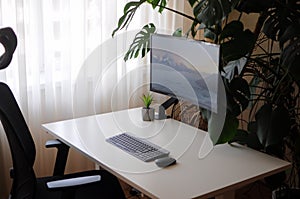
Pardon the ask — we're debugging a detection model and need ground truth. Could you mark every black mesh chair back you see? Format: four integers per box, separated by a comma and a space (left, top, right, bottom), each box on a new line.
0, 82, 37, 198
0, 27, 36, 198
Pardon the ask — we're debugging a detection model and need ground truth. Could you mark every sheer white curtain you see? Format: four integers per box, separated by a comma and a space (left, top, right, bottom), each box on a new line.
0, 0, 185, 197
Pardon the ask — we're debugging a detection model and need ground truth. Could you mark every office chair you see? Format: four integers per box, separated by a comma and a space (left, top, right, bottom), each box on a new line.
0, 27, 125, 199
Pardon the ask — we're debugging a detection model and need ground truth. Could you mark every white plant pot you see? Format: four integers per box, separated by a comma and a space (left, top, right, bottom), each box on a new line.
142, 107, 155, 121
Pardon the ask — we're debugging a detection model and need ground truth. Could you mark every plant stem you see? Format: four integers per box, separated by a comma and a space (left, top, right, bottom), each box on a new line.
158, 5, 200, 23
240, 12, 268, 77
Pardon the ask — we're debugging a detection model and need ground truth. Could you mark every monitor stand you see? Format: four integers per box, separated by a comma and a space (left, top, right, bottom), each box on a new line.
155, 97, 178, 120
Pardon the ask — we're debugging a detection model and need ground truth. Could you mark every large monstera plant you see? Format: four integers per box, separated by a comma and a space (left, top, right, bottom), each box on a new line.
113, 0, 300, 188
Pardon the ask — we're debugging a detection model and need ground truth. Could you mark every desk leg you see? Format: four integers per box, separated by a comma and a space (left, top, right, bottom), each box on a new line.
215, 190, 235, 199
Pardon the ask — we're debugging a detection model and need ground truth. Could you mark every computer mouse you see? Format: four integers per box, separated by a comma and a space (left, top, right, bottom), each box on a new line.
155, 157, 176, 168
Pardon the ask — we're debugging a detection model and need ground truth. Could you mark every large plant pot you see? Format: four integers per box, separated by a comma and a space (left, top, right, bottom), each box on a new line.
142, 107, 154, 121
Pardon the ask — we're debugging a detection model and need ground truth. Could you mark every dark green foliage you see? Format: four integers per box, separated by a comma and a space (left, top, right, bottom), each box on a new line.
172, 28, 182, 37
188, 0, 198, 7
262, 0, 300, 41
190, 0, 239, 40
255, 104, 290, 149
225, 77, 250, 116
147, 0, 167, 13
216, 112, 239, 144
220, 21, 255, 62
236, 0, 274, 13
112, 1, 300, 187
193, 0, 239, 27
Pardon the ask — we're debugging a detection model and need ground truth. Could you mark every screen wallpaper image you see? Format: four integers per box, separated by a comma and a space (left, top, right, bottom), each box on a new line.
151, 49, 218, 111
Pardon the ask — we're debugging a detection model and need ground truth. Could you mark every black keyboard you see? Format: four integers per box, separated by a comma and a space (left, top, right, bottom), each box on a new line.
106, 133, 170, 162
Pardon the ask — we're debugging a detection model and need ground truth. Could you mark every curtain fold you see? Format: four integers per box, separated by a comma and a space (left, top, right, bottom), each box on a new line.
0, 0, 185, 198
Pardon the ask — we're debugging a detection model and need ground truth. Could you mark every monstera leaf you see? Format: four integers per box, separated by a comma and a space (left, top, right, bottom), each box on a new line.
236, 0, 274, 13
225, 77, 250, 117
192, 0, 239, 27
187, 0, 239, 39
255, 104, 290, 148
112, 0, 168, 37
229, 128, 264, 150
112, 0, 147, 37
188, 0, 198, 7
216, 112, 239, 144
124, 23, 156, 61
220, 21, 255, 62
262, 0, 300, 41
146, 0, 167, 13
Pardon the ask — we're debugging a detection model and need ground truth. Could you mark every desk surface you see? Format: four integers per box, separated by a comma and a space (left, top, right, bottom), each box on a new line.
42, 108, 290, 199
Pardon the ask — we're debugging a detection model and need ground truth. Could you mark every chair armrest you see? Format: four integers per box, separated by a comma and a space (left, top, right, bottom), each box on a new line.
47, 175, 101, 189
45, 139, 70, 176
45, 139, 63, 148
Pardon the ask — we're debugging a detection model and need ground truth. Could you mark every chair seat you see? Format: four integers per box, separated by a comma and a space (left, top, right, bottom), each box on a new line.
35, 170, 125, 199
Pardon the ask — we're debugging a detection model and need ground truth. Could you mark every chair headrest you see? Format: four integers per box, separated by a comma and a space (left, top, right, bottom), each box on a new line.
0, 27, 17, 70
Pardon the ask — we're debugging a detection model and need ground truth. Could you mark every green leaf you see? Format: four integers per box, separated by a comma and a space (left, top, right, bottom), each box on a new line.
188, 0, 198, 7
279, 23, 300, 50
222, 56, 247, 81
255, 104, 272, 147
236, 0, 274, 13
141, 93, 154, 108
172, 28, 182, 37
190, 21, 199, 37
219, 21, 244, 41
193, 0, 207, 20
229, 129, 249, 145
147, 0, 167, 13
261, 0, 300, 40
112, 0, 147, 37
221, 26, 255, 62
263, 15, 281, 40
193, 0, 239, 28
203, 29, 216, 41
268, 106, 290, 147
226, 77, 250, 116
248, 75, 261, 108
248, 132, 264, 150
216, 113, 239, 144
124, 1, 141, 13
124, 23, 156, 61
229, 128, 263, 151
196, 0, 223, 27
255, 104, 290, 148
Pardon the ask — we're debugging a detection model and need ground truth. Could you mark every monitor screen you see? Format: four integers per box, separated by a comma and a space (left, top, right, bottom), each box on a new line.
150, 34, 220, 113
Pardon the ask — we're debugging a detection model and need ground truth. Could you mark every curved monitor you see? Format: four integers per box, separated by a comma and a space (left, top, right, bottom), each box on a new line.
150, 34, 220, 113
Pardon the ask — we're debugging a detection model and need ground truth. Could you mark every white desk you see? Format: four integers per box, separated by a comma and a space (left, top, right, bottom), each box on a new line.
42, 108, 290, 199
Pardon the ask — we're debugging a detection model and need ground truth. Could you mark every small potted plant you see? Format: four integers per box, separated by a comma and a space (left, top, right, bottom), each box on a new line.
141, 93, 154, 121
